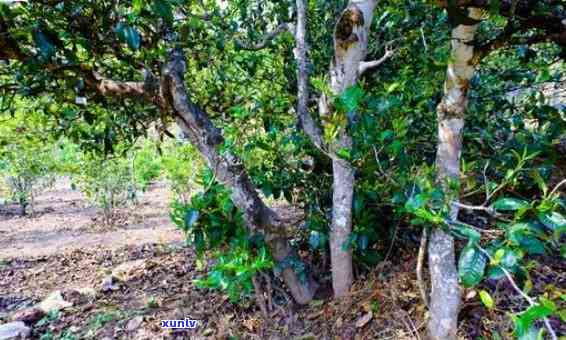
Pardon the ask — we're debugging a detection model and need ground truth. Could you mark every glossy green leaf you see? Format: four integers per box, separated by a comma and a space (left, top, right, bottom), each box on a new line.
479, 290, 495, 309
452, 222, 481, 246
537, 211, 566, 231
514, 303, 554, 338
153, 0, 173, 23
32, 29, 56, 61
458, 246, 487, 287
184, 208, 199, 229
339, 85, 364, 113
491, 198, 529, 211
132, 0, 144, 14
309, 230, 326, 249
115, 23, 141, 50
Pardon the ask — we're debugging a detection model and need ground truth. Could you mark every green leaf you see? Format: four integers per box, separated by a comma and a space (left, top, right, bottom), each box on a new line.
336, 147, 351, 160
405, 193, 427, 212
114, 23, 141, 50
488, 0, 501, 15
308, 230, 326, 249
32, 28, 56, 61
193, 229, 205, 253
491, 248, 505, 266
339, 85, 364, 113
452, 222, 481, 246
357, 234, 369, 250
514, 304, 554, 338
386, 82, 400, 93
491, 198, 529, 211
537, 211, 566, 231
508, 226, 546, 255
458, 246, 487, 287
133, 0, 144, 14
479, 290, 495, 309
184, 209, 199, 229
379, 130, 394, 142
153, 0, 173, 24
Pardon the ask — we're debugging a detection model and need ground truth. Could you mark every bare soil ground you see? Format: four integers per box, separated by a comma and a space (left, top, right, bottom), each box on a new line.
0, 179, 429, 339
0, 179, 183, 259
0, 179, 563, 339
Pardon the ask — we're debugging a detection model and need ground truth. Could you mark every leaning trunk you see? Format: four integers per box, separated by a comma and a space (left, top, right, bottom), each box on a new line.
320, 0, 378, 298
164, 49, 316, 304
428, 8, 482, 340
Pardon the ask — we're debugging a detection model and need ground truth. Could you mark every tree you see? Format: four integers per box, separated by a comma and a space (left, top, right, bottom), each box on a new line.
296, 0, 394, 297
0, 0, 316, 304
427, 2, 565, 338
0, 98, 56, 216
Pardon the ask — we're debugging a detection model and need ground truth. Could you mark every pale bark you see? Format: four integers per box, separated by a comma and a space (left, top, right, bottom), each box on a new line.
319, 0, 379, 298
428, 8, 482, 340
295, 0, 324, 150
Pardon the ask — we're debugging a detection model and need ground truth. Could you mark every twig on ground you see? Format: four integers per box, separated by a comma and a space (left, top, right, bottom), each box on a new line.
384, 221, 400, 263
259, 271, 274, 312
416, 227, 429, 309
252, 275, 268, 318
477, 247, 558, 340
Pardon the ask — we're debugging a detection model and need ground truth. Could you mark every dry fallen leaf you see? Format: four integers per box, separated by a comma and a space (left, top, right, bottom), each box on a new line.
355, 311, 373, 328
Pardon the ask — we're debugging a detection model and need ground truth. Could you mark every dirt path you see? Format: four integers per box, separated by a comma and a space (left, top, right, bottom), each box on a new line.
0, 178, 183, 259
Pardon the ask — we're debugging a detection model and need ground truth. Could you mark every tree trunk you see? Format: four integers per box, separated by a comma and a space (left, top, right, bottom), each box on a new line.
320, 0, 378, 298
164, 48, 317, 304
329, 157, 355, 296
428, 8, 482, 340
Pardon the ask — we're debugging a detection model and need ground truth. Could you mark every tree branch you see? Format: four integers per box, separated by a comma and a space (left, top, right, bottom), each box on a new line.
295, 0, 325, 150
163, 47, 317, 304
358, 45, 396, 74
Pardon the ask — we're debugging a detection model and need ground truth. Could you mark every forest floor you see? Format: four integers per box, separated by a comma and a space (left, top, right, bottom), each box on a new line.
0, 179, 563, 339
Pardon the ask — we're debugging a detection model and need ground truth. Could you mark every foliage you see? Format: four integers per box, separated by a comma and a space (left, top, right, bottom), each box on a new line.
160, 139, 203, 203
131, 140, 162, 191
0, 98, 57, 215
0, 0, 564, 337
171, 168, 273, 301
73, 150, 136, 224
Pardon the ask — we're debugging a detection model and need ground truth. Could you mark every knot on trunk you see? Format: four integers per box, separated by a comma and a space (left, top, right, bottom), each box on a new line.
335, 6, 364, 55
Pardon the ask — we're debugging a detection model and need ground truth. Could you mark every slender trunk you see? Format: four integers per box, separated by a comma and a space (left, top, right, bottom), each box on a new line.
164, 49, 316, 304
330, 157, 355, 296
428, 8, 481, 340
320, 0, 378, 298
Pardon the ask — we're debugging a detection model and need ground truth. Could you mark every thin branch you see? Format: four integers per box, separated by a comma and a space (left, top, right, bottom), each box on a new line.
384, 220, 400, 262
477, 248, 558, 340
235, 22, 292, 51
359, 45, 396, 74
416, 227, 429, 309
549, 179, 566, 197
295, 0, 325, 150
452, 202, 499, 217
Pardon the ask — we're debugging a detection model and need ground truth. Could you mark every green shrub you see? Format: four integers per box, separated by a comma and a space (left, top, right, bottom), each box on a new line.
171, 168, 273, 302
74, 152, 135, 225
161, 140, 203, 203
